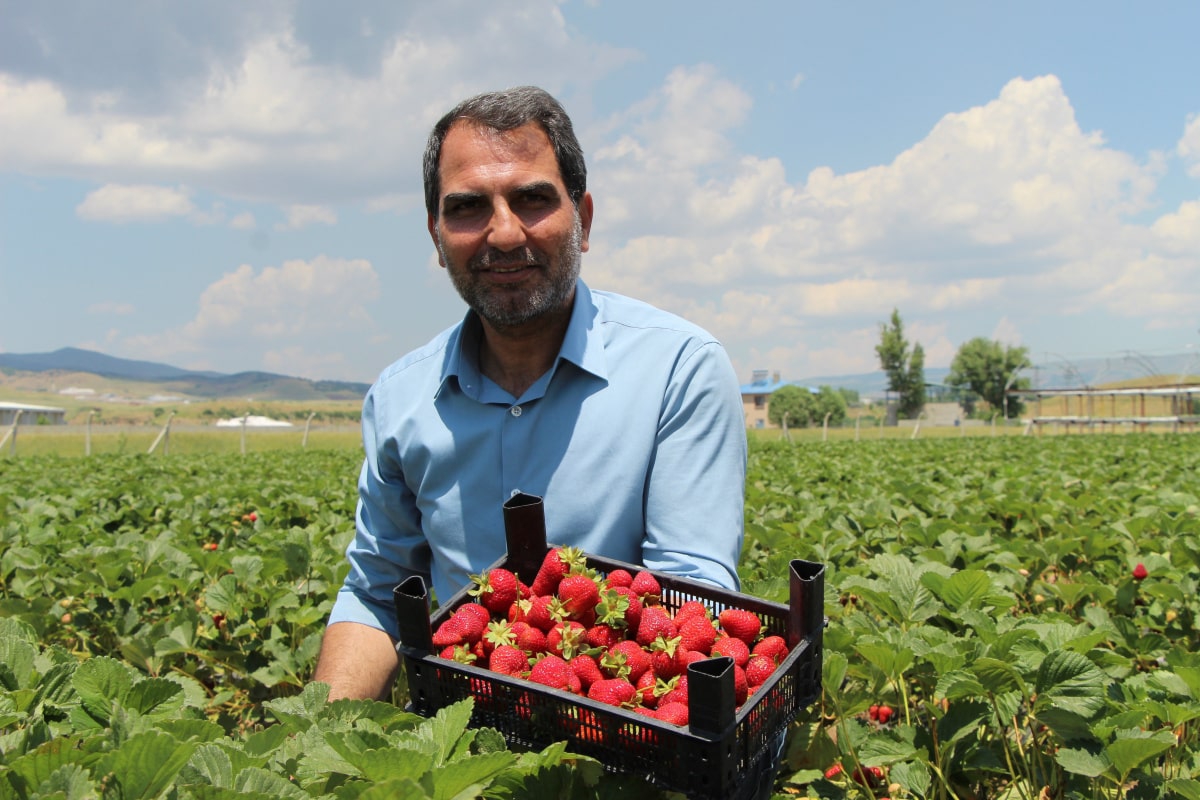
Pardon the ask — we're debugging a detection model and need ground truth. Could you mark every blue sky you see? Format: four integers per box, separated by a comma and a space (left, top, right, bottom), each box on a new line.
2, 1, 1198, 384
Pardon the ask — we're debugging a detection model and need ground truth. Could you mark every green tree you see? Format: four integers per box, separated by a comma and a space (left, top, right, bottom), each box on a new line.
768, 384, 816, 434
946, 337, 1032, 418
875, 309, 926, 419
815, 385, 848, 426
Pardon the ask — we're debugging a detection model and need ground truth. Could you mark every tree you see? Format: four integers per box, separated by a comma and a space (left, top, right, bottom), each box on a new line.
875, 309, 926, 419
768, 384, 817, 434
946, 338, 1032, 418
815, 385, 848, 426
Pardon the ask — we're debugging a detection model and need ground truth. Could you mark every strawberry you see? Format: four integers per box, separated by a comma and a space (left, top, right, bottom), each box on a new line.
432, 605, 488, 648
649, 634, 683, 679
585, 623, 623, 651
530, 546, 585, 596
604, 568, 633, 588
488, 644, 530, 677
876, 704, 895, 724
1132, 562, 1149, 580
852, 765, 886, 787
528, 654, 574, 692
594, 588, 632, 630
511, 621, 549, 654
607, 639, 651, 682
732, 663, 749, 706
659, 674, 688, 707
610, 586, 643, 632
558, 573, 601, 623
438, 643, 477, 664
653, 701, 689, 726
636, 605, 677, 648
547, 620, 589, 660
677, 616, 717, 655
587, 677, 638, 707
676, 648, 707, 674
524, 595, 565, 633
481, 619, 516, 655
745, 654, 776, 688
630, 570, 661, 602
570, 654, 605, 691
468, 567, 521, 614
824, 763, 844, 779
718, 608, 763, 646
711, 634, 751, 668
673, 600, 711, 626
635, 668, 661, 708
751, 634, 788, 665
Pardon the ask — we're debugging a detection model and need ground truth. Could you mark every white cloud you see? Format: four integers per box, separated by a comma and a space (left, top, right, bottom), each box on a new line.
76, 183, 194, 222
1179, 113, 1200, 177
229, 211, 256, 230
121, 255, 382, 378
276, 204, 337, 230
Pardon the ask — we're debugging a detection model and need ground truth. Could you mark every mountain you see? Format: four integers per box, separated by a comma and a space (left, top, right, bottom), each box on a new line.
0, 347, 371, 402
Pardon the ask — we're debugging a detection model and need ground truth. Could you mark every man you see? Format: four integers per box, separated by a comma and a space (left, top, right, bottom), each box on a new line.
313, 86, 747, 702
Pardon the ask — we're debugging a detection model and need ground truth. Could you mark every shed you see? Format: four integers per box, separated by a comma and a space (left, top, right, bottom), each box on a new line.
0, 401, 68, 426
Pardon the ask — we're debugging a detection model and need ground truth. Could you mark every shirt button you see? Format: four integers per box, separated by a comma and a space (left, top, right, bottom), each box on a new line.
510, 405, 522, 417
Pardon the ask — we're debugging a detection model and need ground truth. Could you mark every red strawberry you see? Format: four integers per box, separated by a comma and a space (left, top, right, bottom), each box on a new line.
610, 586, 643, 632
488, 644, 530, 677
732, 664, 749, 706
1132, 562, 1149, 581
649, 634, 683, 679
673, 600, 711, 626
676, 648, 707, 674
588, 677, 637, 707
718, 609, 762, 645
751, 634, 788, 665
530, 546, 585, 596
585, 623, 623, 651
438, 643, 477, 664
745, 654, 776, 688
630, 570, 661, 602
432, 606, 488, 648
457, 602, 492, 628
868, 704, 880, 721
469, 567, 521, 614
636, 605, 677, 648
635, 669, 660, 708
659, 674, 688, 707
607, 639, 651, 682
528, 654, 574, 692
558, 574, 601, 623
711, 635, 750, 668
876, 704, 895, 724
481, 619, 516, 655
852, 765, 886, 787
570, 653, 605, 691
678, 616, 718, 655
824, 763, 844, 779
653, 701, 689, 726
604, 568, 633, 588
511, 621, 549, 654
547, 620, 589, 660
524, 595, 564, 633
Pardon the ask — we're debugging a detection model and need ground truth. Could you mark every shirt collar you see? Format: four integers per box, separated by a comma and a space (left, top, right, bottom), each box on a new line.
436, 278, 608, 401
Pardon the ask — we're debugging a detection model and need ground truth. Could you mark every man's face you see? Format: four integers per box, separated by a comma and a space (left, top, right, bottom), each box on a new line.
429, 121, 593, 332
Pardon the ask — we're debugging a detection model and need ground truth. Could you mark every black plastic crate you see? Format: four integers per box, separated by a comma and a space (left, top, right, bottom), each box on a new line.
394, 493, 824, 800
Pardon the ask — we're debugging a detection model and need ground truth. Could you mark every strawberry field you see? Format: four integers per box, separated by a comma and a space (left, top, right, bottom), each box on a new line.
2, 434, 1199, 799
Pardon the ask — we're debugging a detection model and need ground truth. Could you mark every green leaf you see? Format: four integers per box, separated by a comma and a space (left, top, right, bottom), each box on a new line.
1055, 746, 1110, 778
126, 678, 184, 717
204, 575, 241, 616
96, 730, 196, 800
1104, 729, 1177, 779
1034, 650, 1107, 719
232, 766, 309, 798
0, 636, 37, 691
971, 657, 1025, 695
925, 569, 994, 609
889, 760, 932, 798
31, 763, 95, 800
1164, 779, 1200, 800
72, 657, 132, 724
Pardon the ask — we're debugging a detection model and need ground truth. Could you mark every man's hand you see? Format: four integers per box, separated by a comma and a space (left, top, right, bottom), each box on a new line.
312, 621, 400, 701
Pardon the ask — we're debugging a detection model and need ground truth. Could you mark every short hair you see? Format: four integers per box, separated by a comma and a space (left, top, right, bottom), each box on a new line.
423, 86, 587, 218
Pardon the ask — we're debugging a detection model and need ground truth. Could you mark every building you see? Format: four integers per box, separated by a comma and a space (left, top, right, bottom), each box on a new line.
0, 401, 68, 426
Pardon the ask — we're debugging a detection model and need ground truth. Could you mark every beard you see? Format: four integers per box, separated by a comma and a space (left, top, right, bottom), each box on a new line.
439, 213, 584, 332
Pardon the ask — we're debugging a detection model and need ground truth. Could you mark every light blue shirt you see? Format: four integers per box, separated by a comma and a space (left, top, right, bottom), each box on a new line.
328, 280, 747, 638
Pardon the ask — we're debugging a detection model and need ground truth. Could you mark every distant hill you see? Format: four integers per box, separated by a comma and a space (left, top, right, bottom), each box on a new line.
0, 347, 371, 402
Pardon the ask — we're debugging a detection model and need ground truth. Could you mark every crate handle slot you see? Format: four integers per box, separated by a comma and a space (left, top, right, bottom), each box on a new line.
788, 558, 825, 649
503, 492, 549, 581
688, 655, 736, 738
394, 575, 434, 657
